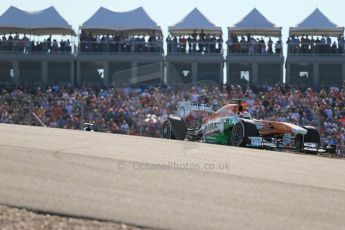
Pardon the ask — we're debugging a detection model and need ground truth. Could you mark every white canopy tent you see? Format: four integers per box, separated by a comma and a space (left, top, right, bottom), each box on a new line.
289, 8, 344, 37
80, 7, 161, 35
228, 8, 281, 37
0, 6, 75, 36
168, 8, 222, 36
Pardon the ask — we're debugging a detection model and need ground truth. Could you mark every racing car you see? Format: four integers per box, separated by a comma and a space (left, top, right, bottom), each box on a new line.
161, 100, 331, 153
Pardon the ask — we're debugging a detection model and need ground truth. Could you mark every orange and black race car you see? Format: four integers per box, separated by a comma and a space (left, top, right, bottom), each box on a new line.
162, 99, 335, 154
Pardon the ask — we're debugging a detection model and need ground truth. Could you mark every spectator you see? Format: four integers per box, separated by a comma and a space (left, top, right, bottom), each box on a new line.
0, 33, 73, 54
166, 31, 223, 54
228, 33, 282, 55
79, 31, 163, 54
287, 35, 342, 55
1, 82, 344, 150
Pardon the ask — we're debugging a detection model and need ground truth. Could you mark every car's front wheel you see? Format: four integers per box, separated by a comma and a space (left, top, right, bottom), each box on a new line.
229, 121, 246, 147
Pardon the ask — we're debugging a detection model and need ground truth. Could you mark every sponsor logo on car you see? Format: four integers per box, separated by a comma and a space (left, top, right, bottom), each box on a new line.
204, 122, 219, 135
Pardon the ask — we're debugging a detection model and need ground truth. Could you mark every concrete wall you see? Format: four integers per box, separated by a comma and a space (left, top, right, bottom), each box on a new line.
319, 64, 342, 86
47, 62, 73, 85
198, 63, 223, 83
109, 62, 132, 86
1, 53, 344, 87
78, 62, 104, 85
258, 64, 283, 84
289, 63, 314, 85
227, 63, 252, 85
18, 62, 42, 85
0, 61, 14, 84
167, 62, 193, 84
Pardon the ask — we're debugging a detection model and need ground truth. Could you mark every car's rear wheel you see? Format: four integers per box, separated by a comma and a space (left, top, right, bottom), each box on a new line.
162, 120, 175, 139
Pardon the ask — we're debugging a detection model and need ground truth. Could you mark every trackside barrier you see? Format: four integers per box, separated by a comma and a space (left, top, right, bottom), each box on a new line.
32, 112, 47, 127
336, 145, 345, 158
0, 96, 344, 158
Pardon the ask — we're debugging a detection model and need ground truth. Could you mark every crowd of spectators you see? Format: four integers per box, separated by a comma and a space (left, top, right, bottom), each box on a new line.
227, 34, 283, 55
4, 32, 345, 57
0, 83, 344, 153
166, 30, 223, 54
287, 35, 345, 55
0, 34, 72, 54
79, 31, 163, 53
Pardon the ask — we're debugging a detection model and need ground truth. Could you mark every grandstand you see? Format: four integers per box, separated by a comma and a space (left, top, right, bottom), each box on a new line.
0, 6, 75, 85
166, 8, 224, 84
286, 8, 345, 86
0, 6, 345, 86
77, 7, 164, 86
226, 8, 284, 85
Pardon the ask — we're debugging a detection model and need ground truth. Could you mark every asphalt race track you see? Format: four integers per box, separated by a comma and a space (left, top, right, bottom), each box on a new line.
1, 124, 345, 230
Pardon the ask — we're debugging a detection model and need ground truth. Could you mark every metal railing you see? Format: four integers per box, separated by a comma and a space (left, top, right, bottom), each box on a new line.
0, 40, 74, 55
287, 43, 345, 56
166, 41, 223, 55
0, 96, 163, 137
227, 42, 283, 56
78, 41, 164, 54
336, 145, 345, 157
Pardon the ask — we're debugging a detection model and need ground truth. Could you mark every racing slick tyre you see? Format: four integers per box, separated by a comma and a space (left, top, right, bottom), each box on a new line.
229, 121, 246, 147
161, 116, 187, 140
229, 120, 258, 147
302, 126, 321, 144
162, 120, 175, 139
243, 120, 259, 137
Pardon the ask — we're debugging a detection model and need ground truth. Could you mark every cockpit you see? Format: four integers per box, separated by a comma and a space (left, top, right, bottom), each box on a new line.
213, 104, 252, 119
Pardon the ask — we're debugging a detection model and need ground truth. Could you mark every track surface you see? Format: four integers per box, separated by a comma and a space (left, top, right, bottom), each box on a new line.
1, 124, 345, 230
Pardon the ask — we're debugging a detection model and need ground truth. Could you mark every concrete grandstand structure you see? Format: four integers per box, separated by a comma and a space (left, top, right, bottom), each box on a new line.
226, 8, 284, 85
166, 8, 224, 84
77, 7, 164, 86
0, 6, 75, 86
0, 6, 345, 86
286, 8, 345, 86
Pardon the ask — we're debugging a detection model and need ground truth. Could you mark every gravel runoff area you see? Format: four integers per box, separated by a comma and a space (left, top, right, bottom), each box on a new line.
0, 205, 151, 230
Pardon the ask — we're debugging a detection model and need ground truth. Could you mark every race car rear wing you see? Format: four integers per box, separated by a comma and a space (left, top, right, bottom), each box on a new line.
177, 101, 214, 118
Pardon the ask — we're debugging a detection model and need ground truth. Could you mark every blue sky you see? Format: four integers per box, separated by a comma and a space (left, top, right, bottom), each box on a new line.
0, 0, 344, 42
